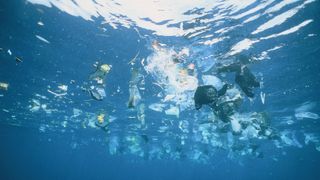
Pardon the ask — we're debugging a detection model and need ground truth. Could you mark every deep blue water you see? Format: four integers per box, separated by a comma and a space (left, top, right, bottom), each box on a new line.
1, 0, 320, 179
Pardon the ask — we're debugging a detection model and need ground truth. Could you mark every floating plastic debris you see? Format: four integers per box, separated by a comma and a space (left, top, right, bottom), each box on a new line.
148, 103, 166, 112
128, 83, 141, 108
96, 113, 109, 129
304, 133, 319, 145
88, 63, 111, 101
163, 94, 175, 102
58, 84, 68, 91
100, 64, 111, 73
295, 101, 316, 113
279, 131, 302, 148
165, 105, 180, 118
294, 102, 319, 120
35, 93, 48, 99
29, 99, 41, 112
28, 98, 56, 114
295, 112, 319, 120
137, 104, 146, 128
37, 21, 44, 26
35, 35, 50, 44
260, 92, 266, 104
224, 86, 243, 102
0, 82, 9, 91
47, 89, 67, 97
108, 115, 117, 123
97, 113, 105, 124
178, 120, 189, 133
187, 63, 195, 70
279, 116, 295, 125
144, 45, 198, 95
39, 125, 46, 132
16, 0, 320, 163
87, 114, 98, 128
144, 44, 198, 114
128, 68, 143, 108
241, 125, 259, 139
230, 117, 241, 133
128, 51, 140, 65
15, 56, 23, 63
61, 121, 67, 128
7, 49, 12, 55
41, 104, 54, 114
72, 108, 82, 117
89, 87, 106, 101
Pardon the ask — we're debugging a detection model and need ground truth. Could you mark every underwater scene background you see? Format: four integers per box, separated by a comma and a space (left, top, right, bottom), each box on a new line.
0, 0, 320, 179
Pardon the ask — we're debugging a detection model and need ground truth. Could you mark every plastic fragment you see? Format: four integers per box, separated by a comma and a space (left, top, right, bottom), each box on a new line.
47, 89, 67, 97
295, 112, 319, 120
36, 35, 50, 44
15, 57, 23, 63
230, 118, 241, 133
90, 87, 106, 101
58, 85, 68, 91
149, 103, 166, 112
165, 105, 180, 118
100, 64, 111, 73
0, 82, 9, 91
37, 21, 44, 26
73, 108, 82, 117
260, 92, 265, 104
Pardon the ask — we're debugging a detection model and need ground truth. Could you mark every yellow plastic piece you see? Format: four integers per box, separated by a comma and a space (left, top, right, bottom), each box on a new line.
97, 113, 105, 124
100, 64, 111, 73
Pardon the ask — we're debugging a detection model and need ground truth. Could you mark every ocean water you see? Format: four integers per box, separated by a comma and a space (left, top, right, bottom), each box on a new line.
0, 0, 320, 179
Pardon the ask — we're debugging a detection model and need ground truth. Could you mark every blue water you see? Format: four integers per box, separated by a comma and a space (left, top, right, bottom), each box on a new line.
1, 0, 320, 179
